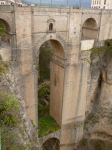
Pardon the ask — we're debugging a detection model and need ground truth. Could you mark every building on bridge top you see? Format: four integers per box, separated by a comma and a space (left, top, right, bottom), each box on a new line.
91, 0, 112, 9
0, 0, 22, 5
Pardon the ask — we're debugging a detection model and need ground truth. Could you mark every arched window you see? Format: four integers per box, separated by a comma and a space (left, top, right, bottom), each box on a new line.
49, 23, 53, 31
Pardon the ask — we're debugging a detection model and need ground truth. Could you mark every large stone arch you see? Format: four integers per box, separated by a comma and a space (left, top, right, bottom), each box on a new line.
0, 14, 12, 32
82, 17, 98, 39
34, 34, 66, 61
34, 34, 66, 126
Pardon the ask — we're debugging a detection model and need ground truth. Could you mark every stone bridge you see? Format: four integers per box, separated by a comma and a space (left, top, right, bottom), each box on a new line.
0, 4, 112, 149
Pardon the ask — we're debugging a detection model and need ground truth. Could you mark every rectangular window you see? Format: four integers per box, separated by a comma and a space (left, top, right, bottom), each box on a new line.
104, 0, 106, 5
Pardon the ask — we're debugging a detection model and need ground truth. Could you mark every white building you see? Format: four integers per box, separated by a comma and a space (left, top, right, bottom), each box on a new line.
91, 0, 112, 9
0, 0, 6, 4
0, 0, 22, 5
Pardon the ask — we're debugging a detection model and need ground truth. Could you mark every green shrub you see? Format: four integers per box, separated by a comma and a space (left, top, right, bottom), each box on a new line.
1, 127, 26, 150
79, 138, 87, 147
38, 102, 49, 117
0, 91, 20, 127
3, 63, 8, 68
38, 87, 50, 98
0, 91, 26, 149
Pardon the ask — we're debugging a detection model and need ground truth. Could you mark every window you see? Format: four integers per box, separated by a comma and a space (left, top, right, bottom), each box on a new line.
103, 6, 105, 9
49, 23, 53, 31
97, 1, 98, 4
99, 6, 100, 8
104, 0, 106, 5
93, 1, 94, 4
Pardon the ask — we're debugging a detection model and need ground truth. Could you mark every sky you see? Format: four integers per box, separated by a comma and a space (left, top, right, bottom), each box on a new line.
26, 0, 91, 7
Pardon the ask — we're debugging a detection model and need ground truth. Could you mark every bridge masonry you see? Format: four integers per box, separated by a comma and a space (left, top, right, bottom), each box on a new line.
0, 4, 112, 149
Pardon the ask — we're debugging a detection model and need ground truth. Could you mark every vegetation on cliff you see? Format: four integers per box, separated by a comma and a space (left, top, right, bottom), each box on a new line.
0, 60, 26, 149
38, 86, 60, 137
81, 39, 112, 64
79, 39, 112, 150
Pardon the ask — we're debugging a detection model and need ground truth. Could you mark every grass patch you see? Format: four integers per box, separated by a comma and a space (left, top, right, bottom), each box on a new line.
38, 102, 49, 117
38, 116, 60, 137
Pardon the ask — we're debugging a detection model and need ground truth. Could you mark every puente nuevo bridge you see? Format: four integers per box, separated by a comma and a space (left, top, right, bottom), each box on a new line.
0, 4, 112, 149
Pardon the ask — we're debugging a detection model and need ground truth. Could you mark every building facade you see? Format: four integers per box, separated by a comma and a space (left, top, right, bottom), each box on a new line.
0, 0, 6, 4
0, 0, 22, 5
91, 0, 112, 9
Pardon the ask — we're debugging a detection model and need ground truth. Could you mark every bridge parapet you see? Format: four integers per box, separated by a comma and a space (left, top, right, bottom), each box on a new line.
31, 6, 70, 13
0, 5, 13, 12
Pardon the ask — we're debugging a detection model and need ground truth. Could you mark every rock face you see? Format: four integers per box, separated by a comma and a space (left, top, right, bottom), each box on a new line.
0, 42, 11, 61
0, 66, 40, 149
78, 43, 112, 149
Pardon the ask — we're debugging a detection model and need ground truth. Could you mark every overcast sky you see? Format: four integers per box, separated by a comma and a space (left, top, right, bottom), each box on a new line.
27, 0, 91, 7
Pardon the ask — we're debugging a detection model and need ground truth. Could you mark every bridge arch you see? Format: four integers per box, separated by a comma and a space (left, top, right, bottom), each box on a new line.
35, 35, 66, 127
0, 15, 12, 46
41, 137, 60, 150
34, 34, 66, 59
0, 14, 11, 32
82, 18, 98, 39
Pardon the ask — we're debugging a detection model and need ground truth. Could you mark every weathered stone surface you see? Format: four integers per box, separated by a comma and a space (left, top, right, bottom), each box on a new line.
0, 4, 112, 149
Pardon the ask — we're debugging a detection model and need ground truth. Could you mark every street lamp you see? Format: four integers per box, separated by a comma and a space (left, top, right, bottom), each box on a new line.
40, 0, 42, 6
67, 0, 68, 6
79, 0, 82, 8
50, 0, 52, 6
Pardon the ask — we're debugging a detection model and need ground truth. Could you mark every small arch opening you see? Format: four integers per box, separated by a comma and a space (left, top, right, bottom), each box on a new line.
82, 18, 97, 40
0, 19, 11, 61
49, 23, 53, 31
42, 138, 60, 150
0, 19, 11, 45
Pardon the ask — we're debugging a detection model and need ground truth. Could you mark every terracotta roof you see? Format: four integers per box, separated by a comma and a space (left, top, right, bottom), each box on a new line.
13, 0, 21, 3
0, 0, 22, 3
